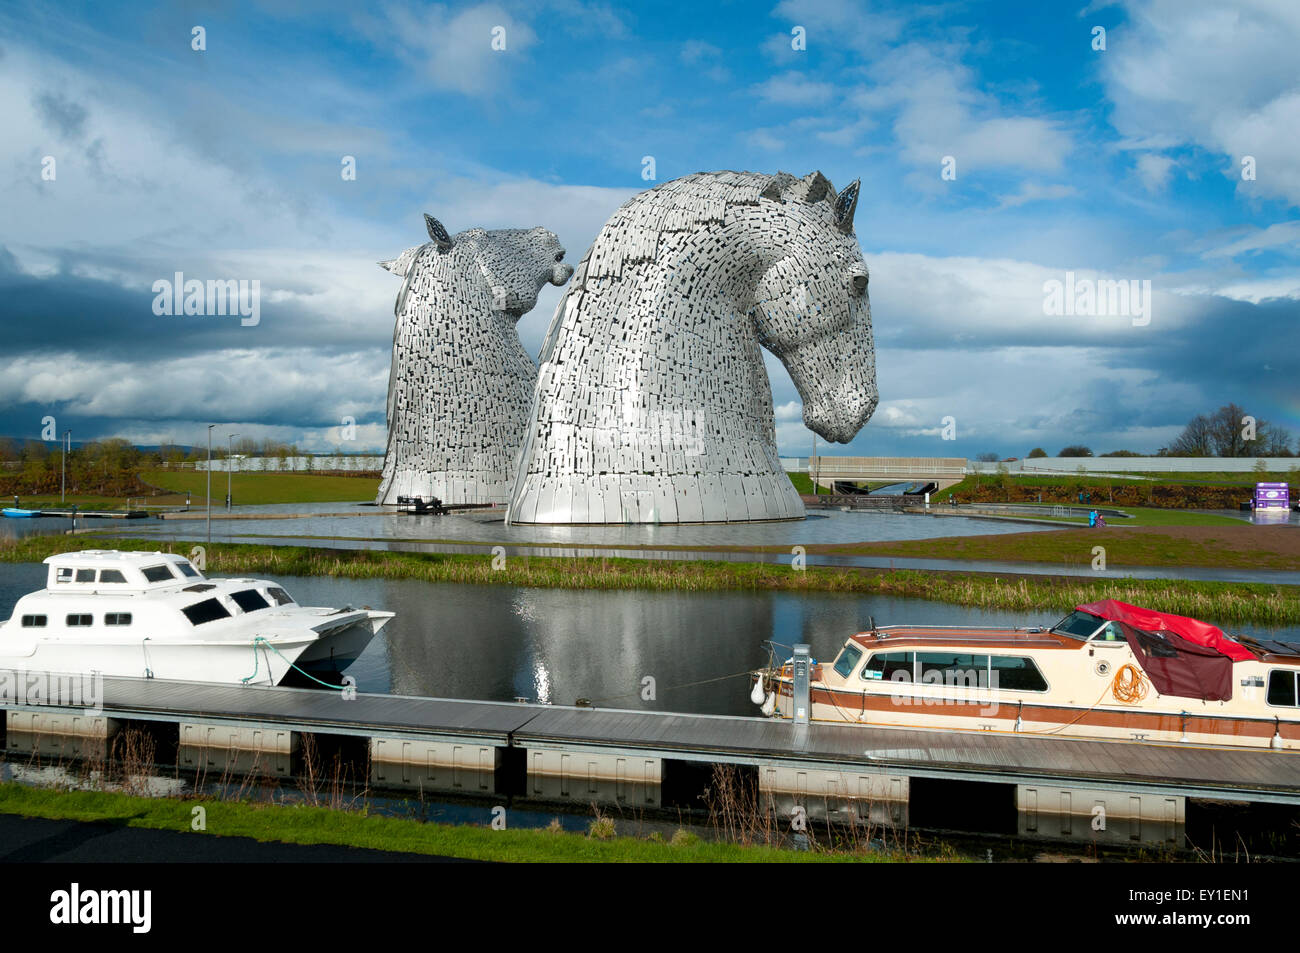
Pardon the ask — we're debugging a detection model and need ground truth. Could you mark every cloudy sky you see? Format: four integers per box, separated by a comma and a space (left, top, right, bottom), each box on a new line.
1, 0, 1296, 458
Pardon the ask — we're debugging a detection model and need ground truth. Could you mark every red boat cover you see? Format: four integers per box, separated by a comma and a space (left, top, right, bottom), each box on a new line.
1115, 622, 1234, 702
1076, 600, 1255, 662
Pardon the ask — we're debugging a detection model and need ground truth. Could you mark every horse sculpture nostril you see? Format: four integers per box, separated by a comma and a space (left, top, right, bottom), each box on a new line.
552, 263, 575, 285
849, 273, 868, 296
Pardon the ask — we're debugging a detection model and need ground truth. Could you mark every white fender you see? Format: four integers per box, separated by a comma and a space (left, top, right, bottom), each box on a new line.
761, 690, 777, 717
750, 676, 766, 705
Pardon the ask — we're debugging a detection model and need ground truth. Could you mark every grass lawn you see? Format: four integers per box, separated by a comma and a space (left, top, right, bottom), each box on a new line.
0, 784, 893, 863
1116, 508, 1245, 527
947, 470, 1298, 490
139, 469, 379, 505
787, 471, 814, 494
969, 506, 1243, 527
814, 524, 1299, 574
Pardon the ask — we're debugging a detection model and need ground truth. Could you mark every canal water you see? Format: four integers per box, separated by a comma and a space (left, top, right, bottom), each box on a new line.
2, 563, 1297, 717
64, 503, 1055, 548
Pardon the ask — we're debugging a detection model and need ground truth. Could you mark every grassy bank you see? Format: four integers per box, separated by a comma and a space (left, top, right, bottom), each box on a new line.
139, 469, 379, 505
0, 783, 881, 863
979, 506, 1243, 527
3, 534, 1296, 626
814, 524, 1299, 573
934, 473, 1296, 509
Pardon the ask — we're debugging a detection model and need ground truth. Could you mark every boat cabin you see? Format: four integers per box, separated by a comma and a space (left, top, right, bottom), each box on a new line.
43, 550, 206, 591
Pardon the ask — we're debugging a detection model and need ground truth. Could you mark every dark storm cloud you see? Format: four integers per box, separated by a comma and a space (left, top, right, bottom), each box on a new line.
1093, 295, 1300, 419
0, 246, 392, 360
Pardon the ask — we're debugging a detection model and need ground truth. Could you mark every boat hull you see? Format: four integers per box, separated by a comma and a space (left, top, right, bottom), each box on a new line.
763, 677, 1300, 750
293, 611, 392, 674
0, 638, 314, 687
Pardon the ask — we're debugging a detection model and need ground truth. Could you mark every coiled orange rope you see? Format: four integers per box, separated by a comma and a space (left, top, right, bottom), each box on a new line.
1111, 664, 1148, 703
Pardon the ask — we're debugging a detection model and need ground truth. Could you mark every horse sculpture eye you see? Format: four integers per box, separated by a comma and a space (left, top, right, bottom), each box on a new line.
848, 272, 869, 296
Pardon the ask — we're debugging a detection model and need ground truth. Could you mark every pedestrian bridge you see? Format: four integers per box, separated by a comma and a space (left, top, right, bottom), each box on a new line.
809, 456, 967, 490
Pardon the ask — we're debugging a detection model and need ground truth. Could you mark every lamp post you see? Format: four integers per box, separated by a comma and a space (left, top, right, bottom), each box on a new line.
227, 433, 238, 510
811, 433, 818, 497
61, 430, 70, 505
206, 424, 215, 544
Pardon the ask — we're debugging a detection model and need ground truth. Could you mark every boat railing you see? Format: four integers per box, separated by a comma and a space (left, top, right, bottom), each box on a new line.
864, 624, 1050, 633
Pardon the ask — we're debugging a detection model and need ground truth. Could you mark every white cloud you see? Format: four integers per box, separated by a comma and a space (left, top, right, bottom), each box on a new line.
1134, 153, 1175, 192
747, 128, 786, 151
1199, 220, 1300, 258
1100, 0, 1300, 206
753, 72, 836, 106
367, 3, 538, 97
994, 182, 1080, 210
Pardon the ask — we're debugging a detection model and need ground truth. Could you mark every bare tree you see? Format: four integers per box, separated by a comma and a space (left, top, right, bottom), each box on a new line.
1168, 414, 1215, 456
1208, 403, 1252, 457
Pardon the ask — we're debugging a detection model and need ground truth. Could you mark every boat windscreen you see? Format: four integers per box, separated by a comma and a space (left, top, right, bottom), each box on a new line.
231, 589, 270, 612
182, 598, 232, 626
1051, 610, 1104, 640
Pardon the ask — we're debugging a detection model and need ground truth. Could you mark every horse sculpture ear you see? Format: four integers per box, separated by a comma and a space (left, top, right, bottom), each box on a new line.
834, 179, 860, 233
801, 171, 832, 203
424, 213, 454, 252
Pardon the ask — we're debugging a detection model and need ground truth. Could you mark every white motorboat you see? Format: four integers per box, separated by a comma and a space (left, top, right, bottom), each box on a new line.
0, 550, 394, 686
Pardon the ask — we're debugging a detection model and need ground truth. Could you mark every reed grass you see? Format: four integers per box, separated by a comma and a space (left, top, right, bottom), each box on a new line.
2, 534, 1296, 626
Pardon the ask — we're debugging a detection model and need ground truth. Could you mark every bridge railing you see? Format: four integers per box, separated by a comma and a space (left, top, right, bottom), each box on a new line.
809, 456, 967, 482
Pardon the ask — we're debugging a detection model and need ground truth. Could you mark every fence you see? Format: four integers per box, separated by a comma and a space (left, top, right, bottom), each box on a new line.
165, 455, 385, 473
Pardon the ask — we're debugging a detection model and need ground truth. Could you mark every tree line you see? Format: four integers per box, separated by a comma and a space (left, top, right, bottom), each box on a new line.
978, 404, 1295, 461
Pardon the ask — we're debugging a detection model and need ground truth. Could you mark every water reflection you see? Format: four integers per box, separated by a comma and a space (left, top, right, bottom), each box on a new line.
2, 565, 1296, 718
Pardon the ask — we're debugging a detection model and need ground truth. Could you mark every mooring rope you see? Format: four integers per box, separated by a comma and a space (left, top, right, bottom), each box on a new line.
241, 635, 345, 689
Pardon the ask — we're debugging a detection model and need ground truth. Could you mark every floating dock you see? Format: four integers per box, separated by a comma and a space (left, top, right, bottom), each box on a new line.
5, 676, 1299, 847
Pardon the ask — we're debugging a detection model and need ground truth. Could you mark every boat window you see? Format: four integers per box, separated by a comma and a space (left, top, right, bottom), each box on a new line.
917, 652, 989, 688
65, 614, 93, 627
862, 651, 914, 682
990, 656, 1049, 692
832, 645, 863, 678
182, 598, 232, 626
20, 615, 47, 627
1267, 670, 1298, 707
266, 587, 295, 606
55, 567, 73, 583
142, 565, 176, 583
105, 613, 132, 626
99, 569, 127, 583
75, 569, 96, 583
1090, 622, 1125, 642
1051, 611, 1105, 640
176, 562, 200, 578
230, 589, 270, 613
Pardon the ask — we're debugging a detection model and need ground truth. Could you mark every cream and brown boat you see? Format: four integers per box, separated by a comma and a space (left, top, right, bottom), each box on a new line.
752, 600, 1300, 750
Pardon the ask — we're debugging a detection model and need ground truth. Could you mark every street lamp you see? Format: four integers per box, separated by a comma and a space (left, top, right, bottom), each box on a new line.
206, 424, 215, 544
227, 433, 238, 509
61, 430, 70, 505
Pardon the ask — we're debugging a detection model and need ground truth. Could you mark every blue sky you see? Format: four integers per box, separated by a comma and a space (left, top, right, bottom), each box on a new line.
1, 0, 1297, 458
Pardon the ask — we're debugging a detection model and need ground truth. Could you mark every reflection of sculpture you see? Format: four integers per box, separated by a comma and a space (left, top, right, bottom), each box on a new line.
507, 170, 877, 525
376, 216, 572, 505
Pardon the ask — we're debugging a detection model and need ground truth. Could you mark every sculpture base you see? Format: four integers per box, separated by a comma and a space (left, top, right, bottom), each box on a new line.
377, 472, 511, 507
507, 472, 805, 524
